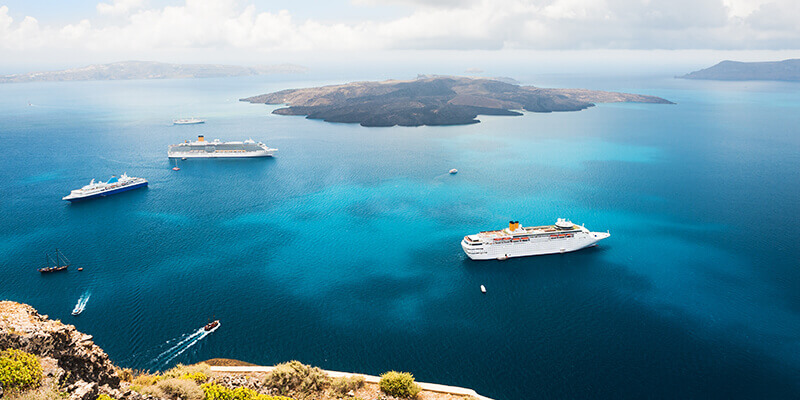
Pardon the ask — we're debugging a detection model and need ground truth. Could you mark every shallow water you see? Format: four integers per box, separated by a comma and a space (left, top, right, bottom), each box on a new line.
1, 75, 799, 399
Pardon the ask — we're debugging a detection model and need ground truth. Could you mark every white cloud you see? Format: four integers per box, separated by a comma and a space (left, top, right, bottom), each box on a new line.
1, 0, 800, 57
96, 0, 145, 16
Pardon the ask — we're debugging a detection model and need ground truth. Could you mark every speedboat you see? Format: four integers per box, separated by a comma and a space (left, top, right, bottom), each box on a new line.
449, 168, 458, 174
204, 320, 220, 332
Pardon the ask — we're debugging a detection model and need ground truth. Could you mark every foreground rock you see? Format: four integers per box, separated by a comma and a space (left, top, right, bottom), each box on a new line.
0, 301, 122, 400
679, 59, 800, 81
241, 75, 673, 127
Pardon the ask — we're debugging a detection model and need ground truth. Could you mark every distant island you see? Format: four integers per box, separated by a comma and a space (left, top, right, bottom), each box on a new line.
679, 59, 800, 81
241, 75, 673, 127
0, 60, 308, 84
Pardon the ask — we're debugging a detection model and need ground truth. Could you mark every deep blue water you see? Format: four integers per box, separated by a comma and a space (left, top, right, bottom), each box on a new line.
1, 75, 799, 399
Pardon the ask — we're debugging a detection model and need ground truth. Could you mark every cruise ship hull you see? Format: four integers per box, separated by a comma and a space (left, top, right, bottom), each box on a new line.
167, 150, 274, 159
462, 223, 610, 261
63, 181, 148, 202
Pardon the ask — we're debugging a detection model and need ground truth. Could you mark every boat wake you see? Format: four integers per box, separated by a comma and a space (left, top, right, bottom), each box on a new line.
71, 292, 91, 316
145, 323, 220, 369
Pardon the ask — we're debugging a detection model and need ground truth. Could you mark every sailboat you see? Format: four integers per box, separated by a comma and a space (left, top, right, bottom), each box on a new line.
38, 249, 70, 273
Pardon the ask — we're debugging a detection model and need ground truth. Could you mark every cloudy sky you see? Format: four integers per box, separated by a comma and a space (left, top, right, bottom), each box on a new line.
1, 0, 799, 71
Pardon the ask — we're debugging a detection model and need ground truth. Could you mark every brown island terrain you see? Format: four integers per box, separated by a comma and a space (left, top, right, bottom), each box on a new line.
241, 75, 673, 127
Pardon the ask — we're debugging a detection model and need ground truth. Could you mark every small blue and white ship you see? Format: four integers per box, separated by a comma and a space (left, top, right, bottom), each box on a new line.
62, 173, 148, 202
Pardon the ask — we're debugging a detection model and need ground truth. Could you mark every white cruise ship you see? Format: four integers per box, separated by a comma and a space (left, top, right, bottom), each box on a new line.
173, 117, 205, 125
168, 135, 277, 158
62, 174, 148, 202
462, 219, 610, 260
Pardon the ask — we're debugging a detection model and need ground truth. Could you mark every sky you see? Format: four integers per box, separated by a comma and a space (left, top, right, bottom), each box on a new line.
1, 0, 799, 73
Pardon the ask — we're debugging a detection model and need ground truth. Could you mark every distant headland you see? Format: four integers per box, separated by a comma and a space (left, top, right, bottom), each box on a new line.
679, 59, 800, 81
0, 61, 308, 84
241, 75, 673, 127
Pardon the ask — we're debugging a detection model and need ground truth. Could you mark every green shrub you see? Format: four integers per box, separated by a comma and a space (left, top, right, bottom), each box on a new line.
378, 371, 421, 399
156, 378, 204, 400
329, 375, 365, 396
201, 384, 294, 400
0, 348, 43, 392
162, 364, 211, 380
180, 372, 209, 384
201, 383, 233, 400
263, 361, 330, 397
96, 394, 117, 400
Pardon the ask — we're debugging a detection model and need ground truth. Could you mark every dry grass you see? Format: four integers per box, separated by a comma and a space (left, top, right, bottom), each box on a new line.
5, 387, 65, 400
201, 358, 257, 367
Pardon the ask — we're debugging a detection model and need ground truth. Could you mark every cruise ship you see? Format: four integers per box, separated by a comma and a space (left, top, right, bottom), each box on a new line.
173, 117, 205, 125
168, 135, 277, 158
462, 219, 610, 260
62, 174, 148, 202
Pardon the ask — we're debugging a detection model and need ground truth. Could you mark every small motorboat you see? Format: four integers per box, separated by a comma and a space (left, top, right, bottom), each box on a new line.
497, 254, 509, 261
449, 168, 458, 174
78, 267, 84, 271
172, 159, 180, 171
204, 320, 220, 332
480, 285, 487, 293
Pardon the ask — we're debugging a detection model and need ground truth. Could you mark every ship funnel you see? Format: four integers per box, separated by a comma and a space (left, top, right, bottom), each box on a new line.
198, 135, 205, 142
509, 221, 520, 231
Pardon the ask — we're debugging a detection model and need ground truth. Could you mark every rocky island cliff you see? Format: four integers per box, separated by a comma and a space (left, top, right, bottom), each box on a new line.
241, 75, 673, 127
1, 301, 487, 400
679, 59, 800, 81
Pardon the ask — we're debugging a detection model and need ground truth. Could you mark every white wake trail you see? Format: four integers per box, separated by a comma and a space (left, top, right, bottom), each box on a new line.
72, 292, 91, 315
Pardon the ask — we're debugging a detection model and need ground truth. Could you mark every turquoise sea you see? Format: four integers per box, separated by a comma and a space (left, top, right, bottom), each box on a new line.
1, 73, 799, 399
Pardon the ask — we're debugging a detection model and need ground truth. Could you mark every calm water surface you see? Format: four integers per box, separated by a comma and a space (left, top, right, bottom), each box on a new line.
1, 75, 799, 399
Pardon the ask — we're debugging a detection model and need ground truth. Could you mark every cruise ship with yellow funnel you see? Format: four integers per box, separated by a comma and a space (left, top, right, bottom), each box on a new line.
168, 135, 277, 158
461, 219, 610, 260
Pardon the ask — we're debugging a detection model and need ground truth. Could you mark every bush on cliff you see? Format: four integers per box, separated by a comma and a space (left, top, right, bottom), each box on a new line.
330, 375, 365, 396
263, 361, 330, 397
378, 371, 421, 399
0, 348, 43, 392
97, 394, 117, 400
155, 378, 204, 400
162, 363, 211, 381
201, 383, 294, 400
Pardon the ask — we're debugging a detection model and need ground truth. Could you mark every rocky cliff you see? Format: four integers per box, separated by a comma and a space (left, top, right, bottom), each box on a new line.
0, 301, 123, 400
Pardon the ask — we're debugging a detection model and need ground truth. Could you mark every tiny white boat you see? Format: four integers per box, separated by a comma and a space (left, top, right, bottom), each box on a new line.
449, 168, 458, 174
480, 285, 487, 293
497, 255, 509, 261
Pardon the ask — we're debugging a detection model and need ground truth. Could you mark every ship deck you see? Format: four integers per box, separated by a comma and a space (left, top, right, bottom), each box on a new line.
478, 224, 580, 238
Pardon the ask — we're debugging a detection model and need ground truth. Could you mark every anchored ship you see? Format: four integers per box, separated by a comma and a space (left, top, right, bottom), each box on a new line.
38, 249, 70, 273
462, 219, 610, 260
62, 174, 148, 202
168, 135, 277, 158
173, 117, 205, 125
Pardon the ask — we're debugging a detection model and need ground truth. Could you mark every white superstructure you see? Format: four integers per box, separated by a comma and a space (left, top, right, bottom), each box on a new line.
462, 219, 610, 260
168, 135, 277, 158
